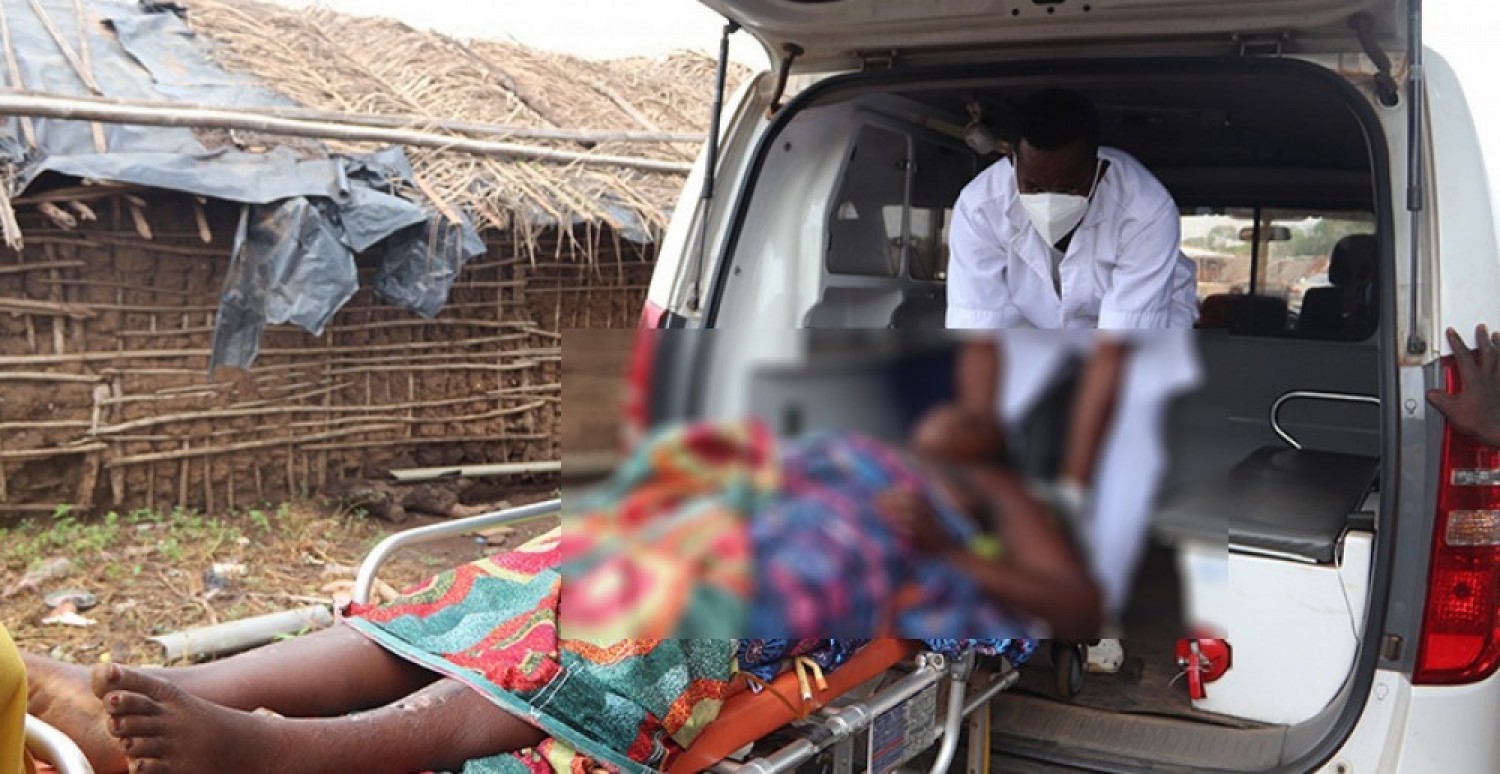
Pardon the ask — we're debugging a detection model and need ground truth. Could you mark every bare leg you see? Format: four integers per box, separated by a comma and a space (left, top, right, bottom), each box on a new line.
139, 625, 438, 716
26, 624, 438, 773
96, 665, 547, 774
29, 624, 435, 718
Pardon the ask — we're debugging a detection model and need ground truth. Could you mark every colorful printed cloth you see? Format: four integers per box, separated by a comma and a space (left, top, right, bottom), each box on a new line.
345, 420, 777, 774
750, 430, 1040, 641
344, 419, 1043, 774
736, 639, 871, 684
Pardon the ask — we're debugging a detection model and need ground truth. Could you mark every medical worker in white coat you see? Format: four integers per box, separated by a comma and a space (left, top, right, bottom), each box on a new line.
946, 89, 1201, 670
945, 88, 1199, 330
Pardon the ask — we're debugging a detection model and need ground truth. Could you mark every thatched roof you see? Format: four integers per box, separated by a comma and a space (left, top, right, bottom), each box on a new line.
182, 0, 750, 253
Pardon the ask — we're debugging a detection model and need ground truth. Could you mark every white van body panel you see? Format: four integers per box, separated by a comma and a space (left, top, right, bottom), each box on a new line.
1319, 670, 1414, 774
701, 0, 1403, 72
1330, 671, 1500, 773
1425, 51, 1500, 353
1395, 674, 1500, 771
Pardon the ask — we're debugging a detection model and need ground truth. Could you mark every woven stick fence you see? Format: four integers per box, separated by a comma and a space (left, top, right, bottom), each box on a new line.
0, 194, 654, 514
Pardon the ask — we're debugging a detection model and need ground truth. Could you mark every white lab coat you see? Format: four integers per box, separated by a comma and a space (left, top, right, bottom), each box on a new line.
989, 329, 1203, 620
946, 147, 1199, 330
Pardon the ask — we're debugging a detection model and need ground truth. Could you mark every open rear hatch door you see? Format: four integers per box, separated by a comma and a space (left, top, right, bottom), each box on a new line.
699, 0, 1407, 72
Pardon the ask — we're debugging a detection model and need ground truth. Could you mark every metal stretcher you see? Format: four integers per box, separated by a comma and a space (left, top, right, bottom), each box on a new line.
25, 713, 93, 774
355, 500, 1023, 774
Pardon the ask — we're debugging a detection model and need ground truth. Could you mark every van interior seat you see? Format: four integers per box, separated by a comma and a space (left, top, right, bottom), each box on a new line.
802, 286, 905, 328
1197, 294, 1236, 329
1155, 333, 1382, 566
1195, 293, 1290, 333
890, 290, 946, 329
1296, 233, 1376, 338
1164, 447, 1378, 564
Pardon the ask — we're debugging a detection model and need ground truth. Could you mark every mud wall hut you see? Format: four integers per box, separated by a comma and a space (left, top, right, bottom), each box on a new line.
0, 0, 745, 515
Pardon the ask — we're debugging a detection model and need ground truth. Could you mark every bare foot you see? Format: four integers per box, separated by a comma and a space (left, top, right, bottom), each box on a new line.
95, 664, 282, 774
21, 653, 128, 774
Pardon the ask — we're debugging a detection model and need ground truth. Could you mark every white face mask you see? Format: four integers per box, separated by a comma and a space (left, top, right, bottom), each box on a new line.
1019, 158, 1102, 247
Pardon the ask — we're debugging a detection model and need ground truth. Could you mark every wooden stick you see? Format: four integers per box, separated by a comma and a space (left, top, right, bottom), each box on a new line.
25, 0, 102, 92
106, 424, 405, 467
514, 284, 650, 294
0, 414, 7, 502
300, 434, 550, 453
70, 0, 107, 153
0, 89, 704, 144
40, 277, 197, 298
0, 260, 87, 276
107, 369, 124, 507
193, 198, 212, 244
22, 0, 104, 155
65, 200, 96, 222
45, 245, 66, 355
0, 420, 91, 431
0, 343, 550, 366
0, 297, 97, 319
0, 173, 23, 252
76, 451, 101, 508
0, 4, 36, 148
25, 235, 222, 257
0, 371, 104, 383
270, 402, 547, 432
0, 443, 107, 462
11, 183, 128, 205
37, 201, 77, 229
179, 440, 189, 508
96, 388, 541, 434
127, 200, 153, 240
0, 92, 695, 174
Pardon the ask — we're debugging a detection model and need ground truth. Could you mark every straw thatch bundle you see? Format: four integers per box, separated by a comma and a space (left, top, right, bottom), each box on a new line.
181, 0, 750, 260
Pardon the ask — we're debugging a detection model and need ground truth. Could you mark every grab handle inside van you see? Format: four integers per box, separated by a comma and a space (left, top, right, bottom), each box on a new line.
1270, 391, 1381, 451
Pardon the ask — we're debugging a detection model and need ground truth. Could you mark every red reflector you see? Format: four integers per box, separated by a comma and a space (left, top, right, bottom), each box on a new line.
1415, 355, 1500, 685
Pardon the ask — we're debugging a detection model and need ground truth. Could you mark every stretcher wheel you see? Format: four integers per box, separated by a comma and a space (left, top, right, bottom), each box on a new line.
1052, 642, 1086, 699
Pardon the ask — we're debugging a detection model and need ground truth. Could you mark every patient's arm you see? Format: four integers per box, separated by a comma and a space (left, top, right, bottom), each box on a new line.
956, 338, 1001, 418
940, 465, 1103, 640
1060, 338, 1129, 489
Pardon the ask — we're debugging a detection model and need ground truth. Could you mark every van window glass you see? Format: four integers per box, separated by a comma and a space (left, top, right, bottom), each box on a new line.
908, 207, 953, 281
826, 126, 908, 277
1183, 208, 1377, 340
908, 141, 974, 282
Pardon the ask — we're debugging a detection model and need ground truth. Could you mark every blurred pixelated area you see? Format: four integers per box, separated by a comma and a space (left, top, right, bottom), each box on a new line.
561, 329, 633, 480
559, 328, 1207, 644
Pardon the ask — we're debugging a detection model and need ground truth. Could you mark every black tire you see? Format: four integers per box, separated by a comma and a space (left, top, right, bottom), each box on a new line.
1054, 643, 1086, 699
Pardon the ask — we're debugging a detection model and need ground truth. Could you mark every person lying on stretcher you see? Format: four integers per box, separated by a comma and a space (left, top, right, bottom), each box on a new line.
20, 413, 1100, 774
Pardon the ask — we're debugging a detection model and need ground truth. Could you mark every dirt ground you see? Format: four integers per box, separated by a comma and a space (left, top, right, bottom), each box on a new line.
0, 485, 559, 666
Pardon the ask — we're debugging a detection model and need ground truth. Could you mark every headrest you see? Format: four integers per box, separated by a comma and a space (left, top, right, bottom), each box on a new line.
1329, 234, 1376, 287
1198, 294, 1236, 328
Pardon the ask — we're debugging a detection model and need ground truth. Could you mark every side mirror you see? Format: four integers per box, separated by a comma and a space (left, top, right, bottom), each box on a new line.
1239, 225, 1293, 242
